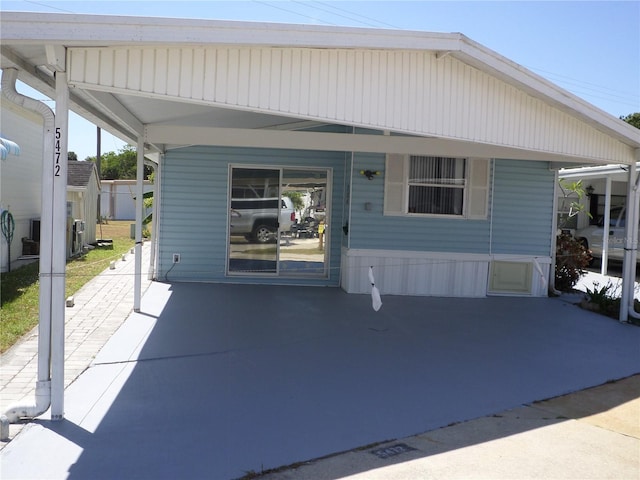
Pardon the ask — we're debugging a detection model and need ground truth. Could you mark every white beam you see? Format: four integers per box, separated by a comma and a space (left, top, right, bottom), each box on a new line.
145, 125, 608, 164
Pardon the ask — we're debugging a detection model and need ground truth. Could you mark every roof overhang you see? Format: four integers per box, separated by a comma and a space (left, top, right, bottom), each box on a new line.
1, 12, 638, 166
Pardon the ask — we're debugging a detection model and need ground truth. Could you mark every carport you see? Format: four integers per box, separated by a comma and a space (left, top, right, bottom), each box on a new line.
2, 282, 640, 479
1, 11, 639, 428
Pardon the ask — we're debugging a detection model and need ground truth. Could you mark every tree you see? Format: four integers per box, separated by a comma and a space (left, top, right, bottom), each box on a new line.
87, 145, 152, 179
68, 151, 78, 161
620, 113, 640, 129
283, 191, 305, 213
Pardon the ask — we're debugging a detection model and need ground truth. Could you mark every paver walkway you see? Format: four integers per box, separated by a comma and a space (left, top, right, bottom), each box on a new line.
0, 243, 151, 445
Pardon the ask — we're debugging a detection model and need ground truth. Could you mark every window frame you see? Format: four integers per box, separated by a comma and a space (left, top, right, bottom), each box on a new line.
384, 154, 489, 220
406, 156, 467, 217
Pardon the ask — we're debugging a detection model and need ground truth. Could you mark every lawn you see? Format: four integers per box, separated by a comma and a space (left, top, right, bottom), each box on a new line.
0, 221, 136, 353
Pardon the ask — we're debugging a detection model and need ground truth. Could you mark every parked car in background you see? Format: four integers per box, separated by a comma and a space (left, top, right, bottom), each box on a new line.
574, 206, 639, 262
230, 196, 295, 243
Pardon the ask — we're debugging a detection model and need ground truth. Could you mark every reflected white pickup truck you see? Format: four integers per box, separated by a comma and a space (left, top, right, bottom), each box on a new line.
230, 196, 295, 243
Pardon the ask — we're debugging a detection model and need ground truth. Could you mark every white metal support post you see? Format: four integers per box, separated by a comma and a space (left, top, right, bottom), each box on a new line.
51, 71, 69, 419
134, 138, 144, 311
620, 161, 637, 323
601, 176, 612, 275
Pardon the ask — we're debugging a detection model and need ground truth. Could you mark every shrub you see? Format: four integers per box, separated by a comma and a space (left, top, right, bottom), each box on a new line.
555, 233, 592, 291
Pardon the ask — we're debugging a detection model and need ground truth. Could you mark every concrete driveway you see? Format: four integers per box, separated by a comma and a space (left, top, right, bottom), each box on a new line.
2, 282, 640, 479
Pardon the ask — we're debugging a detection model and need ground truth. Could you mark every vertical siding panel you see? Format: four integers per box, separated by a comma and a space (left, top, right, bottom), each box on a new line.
399, 52, 409, 130
140, 48, 156, 93
178, 48, 193, 98
98, 49, 114, 87
113, 49, 128, 88
237, 48, 251, 106
361, 51, 372, 124
327, 50, 338, 119
69, 49, 87, 84
166, 49, 181, 96
215, 48, 228, 103
226, 48, 239, 104
365, 51, 382, 125
127, 48, 142, 91
288, 49, 301, 114
84, 49, 100, 85
299, 49, 311, 115
203, 48, 216, 101
380, 51, 391, 128
267, 49, 281, 110
191, 48, 205, 100
249, 48, 263, 108
280, 49, 292, 112
310, 50, 323, 117
336, 50, 359, 121
154, 48, 168, 95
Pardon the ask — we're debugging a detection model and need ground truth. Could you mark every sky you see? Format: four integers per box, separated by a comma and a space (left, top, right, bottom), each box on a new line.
2, 0, 639, 160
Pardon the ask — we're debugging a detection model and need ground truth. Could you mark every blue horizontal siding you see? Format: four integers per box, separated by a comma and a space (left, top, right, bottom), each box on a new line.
349, 153, 491, 254
158, 146, 348, 285
348, 156, 554, 257
491, 160, 554, 255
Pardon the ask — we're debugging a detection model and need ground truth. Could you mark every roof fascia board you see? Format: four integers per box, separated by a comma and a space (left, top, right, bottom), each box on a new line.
0, 12, 461, 51
145, 124, 609, 165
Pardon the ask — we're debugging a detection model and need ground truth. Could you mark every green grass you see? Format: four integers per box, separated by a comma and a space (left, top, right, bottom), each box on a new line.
0, 222, 135, 353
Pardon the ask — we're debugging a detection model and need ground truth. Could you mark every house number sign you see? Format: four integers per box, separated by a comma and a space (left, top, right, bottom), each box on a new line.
54, 127, 62, 177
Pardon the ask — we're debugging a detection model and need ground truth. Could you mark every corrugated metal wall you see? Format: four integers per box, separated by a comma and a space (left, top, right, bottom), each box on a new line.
158, 146, 348, 285
69, 45, 631, 163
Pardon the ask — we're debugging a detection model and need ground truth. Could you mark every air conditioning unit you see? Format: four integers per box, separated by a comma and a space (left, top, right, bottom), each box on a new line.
71, 219, 85, 256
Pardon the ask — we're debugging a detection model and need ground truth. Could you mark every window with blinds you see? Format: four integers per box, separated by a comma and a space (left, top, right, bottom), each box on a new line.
384, 154, 489, 219
408, 156, 466, 215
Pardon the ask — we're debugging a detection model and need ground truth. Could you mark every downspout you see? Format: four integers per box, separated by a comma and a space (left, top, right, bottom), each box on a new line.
144, 157, 159, 280
620, 159, 638, 322
134, 137, 144, 312
1, 68, 54, 424
548, 168, 562, 295
626, 152, 640, 320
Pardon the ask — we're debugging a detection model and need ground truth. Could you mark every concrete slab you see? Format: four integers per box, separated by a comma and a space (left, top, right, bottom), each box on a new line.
1, 283, 639, 479
261, 376, 640, 480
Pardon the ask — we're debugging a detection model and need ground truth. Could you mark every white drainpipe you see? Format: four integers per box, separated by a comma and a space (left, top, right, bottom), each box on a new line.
620, 160, 639, 322
1, 68, 55, 424
144, 157, 159, 280
626, 153, 640, 320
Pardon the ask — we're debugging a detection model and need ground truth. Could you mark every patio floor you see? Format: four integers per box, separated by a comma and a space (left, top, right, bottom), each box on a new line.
3, 282, 640, 479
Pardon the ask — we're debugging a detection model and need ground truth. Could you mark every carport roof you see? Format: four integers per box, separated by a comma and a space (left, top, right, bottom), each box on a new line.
1, 12, 638, 165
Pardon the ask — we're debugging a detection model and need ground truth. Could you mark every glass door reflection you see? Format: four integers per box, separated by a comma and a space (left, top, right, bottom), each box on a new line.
228, 168, 280, 274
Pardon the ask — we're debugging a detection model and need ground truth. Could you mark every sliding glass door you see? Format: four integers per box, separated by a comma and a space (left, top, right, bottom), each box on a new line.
227, 166, 329, 277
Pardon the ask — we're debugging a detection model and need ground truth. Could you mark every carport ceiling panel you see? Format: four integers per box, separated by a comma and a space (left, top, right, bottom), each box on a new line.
114, 93, 305, 129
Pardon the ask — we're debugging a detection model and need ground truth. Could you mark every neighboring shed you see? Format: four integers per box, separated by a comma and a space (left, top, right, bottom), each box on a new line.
0, 101, 43, 272
100, 179, 153, 220
66, 160, 100, 256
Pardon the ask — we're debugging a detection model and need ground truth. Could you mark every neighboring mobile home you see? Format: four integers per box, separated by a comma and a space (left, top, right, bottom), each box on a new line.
0, 101, 43, 272
2, 13, 639, 298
